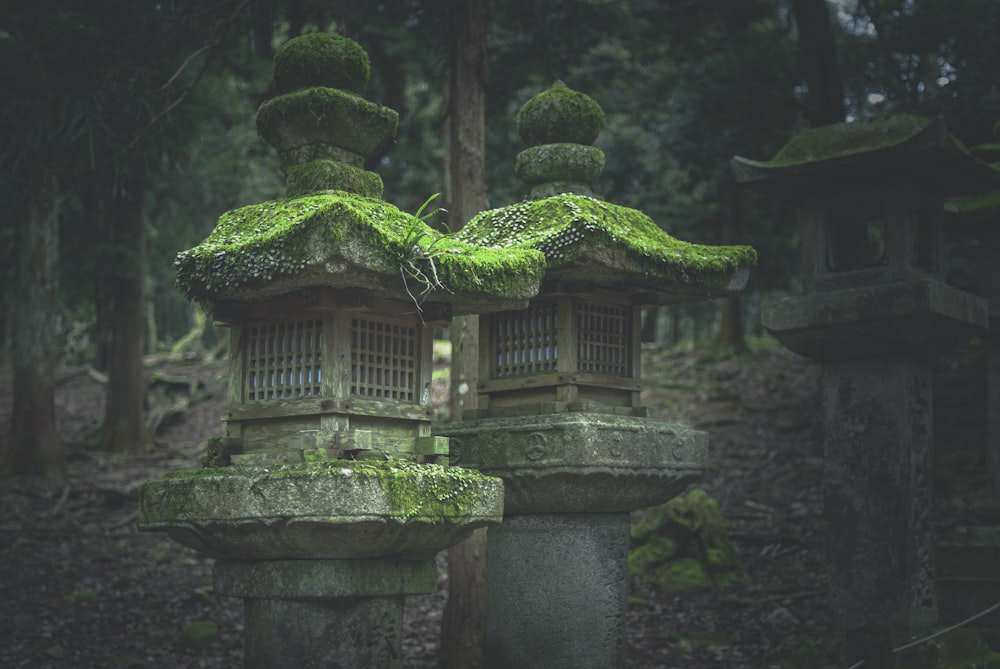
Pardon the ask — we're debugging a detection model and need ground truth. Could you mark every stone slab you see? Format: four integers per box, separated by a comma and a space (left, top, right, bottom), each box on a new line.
436, 412, 707, 513
761, 279, 987, 361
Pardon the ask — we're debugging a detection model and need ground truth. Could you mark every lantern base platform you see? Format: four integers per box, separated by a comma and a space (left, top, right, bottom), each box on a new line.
436, 412, 706, 515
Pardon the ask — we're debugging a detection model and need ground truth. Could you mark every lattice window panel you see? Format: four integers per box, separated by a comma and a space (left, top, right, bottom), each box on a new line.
577, 302, 628, 376
493, 301, 558, 378
245, 320, 323, 401
351, 317, 418, 401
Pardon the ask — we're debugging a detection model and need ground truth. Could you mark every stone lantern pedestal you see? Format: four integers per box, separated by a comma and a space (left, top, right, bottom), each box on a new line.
140, 461, 501, 669
733, 114, 995, 662
139, 32, 545, 669
438, 413, 706, 668
449, 82, 756, 668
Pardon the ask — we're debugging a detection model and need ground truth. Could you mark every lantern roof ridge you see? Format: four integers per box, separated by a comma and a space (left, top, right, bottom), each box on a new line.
175, 32, 546, 315
732, 113, 1000, 201
175, 190, 545, 315
456, 192, 755, 304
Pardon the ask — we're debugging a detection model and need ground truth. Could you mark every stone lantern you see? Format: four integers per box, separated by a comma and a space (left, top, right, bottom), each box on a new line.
138, 32, 545, 669
441, 82, 757, 668
732, 113, 994, 663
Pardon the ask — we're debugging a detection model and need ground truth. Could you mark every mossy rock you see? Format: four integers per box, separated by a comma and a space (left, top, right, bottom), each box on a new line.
514, 143, 605, 186
628, 488, 744, 594
273, 32, 370, 95
517, 81, 605, 146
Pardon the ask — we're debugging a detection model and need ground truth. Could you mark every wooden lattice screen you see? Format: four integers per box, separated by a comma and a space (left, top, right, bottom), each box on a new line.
493, 301, 559, 378
351, 316, 418, 401
245, 320, 323, 401
577, 302, 628, 376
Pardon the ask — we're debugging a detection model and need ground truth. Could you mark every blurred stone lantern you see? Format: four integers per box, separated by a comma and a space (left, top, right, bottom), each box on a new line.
443, 82, 757, 668
732, 113, 994, 663
139, 32, 545, 669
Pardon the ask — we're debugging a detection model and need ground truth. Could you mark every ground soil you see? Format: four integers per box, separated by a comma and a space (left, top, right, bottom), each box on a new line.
0, 337, 986, 668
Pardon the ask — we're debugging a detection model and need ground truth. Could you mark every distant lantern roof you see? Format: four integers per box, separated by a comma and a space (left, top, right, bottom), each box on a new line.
174, 32, 544, 316
731, 113, 1000, 201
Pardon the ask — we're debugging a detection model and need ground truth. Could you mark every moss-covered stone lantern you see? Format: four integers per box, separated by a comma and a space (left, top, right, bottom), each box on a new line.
171, 33, 544, 466
732, 113, 994, 664
138, 32, 545, 669
459, 82, 756, 419
440, 82, 757, 668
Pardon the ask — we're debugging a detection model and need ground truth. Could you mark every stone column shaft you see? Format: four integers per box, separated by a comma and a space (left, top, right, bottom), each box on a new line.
821, 357, 937, 630
484, 513, 630, 669
214, 558, 437, 669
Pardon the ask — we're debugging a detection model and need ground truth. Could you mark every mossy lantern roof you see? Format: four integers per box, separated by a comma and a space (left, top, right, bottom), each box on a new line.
731, 113, 1000, 202
455, 82, 756, 305
174, 32, 544, 316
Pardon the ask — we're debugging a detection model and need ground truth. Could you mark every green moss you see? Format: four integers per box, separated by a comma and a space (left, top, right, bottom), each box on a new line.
518, 81, 606, 146
174, 190, 545, 304
629, 488, 745, 594
514, 143, 605, 185
272, 32, 370, 95
768, 113, 932, 166
456, 193, 756, 283
256, 86, 398, 159
285, 159, 383, 198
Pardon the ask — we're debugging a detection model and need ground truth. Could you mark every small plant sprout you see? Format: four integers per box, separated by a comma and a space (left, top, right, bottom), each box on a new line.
399, 194, 460, 320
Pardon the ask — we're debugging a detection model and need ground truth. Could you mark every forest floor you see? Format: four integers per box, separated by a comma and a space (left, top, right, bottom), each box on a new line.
0, 335, 990, 668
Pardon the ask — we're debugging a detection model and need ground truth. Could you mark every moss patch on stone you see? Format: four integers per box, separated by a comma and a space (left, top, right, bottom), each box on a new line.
174, 190, 545, 305
273, 32, 370, 95
518, 81, 605, 146
768, 113, 933, 166
456, 193, 756, 285
628, 488, 744, 594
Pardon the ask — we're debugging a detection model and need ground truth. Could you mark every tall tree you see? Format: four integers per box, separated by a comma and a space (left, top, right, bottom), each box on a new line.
440, 1, 490, 666
2, 173, 64, 478
792, 0, 846, 126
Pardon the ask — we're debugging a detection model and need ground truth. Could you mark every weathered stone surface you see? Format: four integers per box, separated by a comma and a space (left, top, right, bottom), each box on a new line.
517, 81, 605, 147
761, 279, 988, 361
137, 461, 504, 560
272, 32, 370, 95
485, 513, 629, 669
514, 143, 605, 186
242, 595, 405, 669
213, 558, 436, 598
437, 413, 707, 513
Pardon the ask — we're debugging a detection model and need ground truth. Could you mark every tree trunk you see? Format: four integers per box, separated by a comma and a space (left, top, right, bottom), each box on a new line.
792, 0, 846, 126
440, 1, 489, 667
102, 171, 152, 453
2, 173, 65, 478
709, 177, 750, 356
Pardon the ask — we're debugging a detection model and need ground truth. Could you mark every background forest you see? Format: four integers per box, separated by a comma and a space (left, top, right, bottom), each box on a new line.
1, 0, 998, 489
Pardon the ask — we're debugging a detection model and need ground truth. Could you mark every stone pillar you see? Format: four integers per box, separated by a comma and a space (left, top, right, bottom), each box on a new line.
214, 559, 436, 669
821, 358, 936, 631
484, 513, 629, 669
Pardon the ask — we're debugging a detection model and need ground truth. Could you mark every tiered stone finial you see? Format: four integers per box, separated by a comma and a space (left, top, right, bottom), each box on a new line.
256, 32, 397, 198
514, 81, 606, 199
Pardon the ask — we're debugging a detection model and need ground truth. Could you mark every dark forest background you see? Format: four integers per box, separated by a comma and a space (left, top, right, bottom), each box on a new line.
1, 0, 998, 475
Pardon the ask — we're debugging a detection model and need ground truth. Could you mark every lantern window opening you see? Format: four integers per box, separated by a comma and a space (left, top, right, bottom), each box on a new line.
577, 301, 628, 377
823, 203, 888, 273
493, 301, 559, 378
351, 316, 419, 402
244, 319, 323, 402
